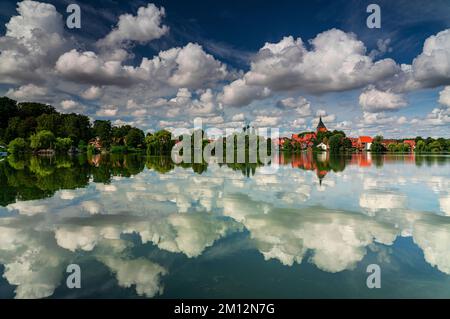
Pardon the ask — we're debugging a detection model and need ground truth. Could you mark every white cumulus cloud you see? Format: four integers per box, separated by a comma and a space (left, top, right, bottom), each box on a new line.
97, 3, 168, 48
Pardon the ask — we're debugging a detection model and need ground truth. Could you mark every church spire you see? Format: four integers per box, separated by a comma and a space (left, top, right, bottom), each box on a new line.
317, 116, 328, 133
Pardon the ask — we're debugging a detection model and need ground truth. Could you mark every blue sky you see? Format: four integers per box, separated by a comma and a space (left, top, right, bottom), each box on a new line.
0, 0, 449, 138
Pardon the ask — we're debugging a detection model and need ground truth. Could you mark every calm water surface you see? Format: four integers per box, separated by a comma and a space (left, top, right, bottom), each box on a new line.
0, 153, 449, 298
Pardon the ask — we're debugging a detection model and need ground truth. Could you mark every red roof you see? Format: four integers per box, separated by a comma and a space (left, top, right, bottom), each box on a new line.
292, 133, 316, 143
358, 136, 373, 143
403, 140, 416, 147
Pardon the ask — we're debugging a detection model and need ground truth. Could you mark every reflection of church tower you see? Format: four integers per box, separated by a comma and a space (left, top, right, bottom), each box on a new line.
316, 169, 328, 186
316, 116, 328, 133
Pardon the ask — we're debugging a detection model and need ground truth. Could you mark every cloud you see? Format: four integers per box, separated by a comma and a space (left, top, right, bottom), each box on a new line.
131, 109, 147, 116
385, 29, 450, 93
438, 86, 450, 107
423, 107, 450, 126
0, 226, 68, 299
6, 1, 63, 39
359, 87, 407, 112
223, 194, 397, 272
252, 115, 280, 127
60, 99, 86, 113
165, 43, 228, 89
396, 116, 408, 125
411, 29, 450, 88
82, 86, 103, 100
7, 201, 48, 216
55, 49, 143, 87
359, 112, 399, 127
290, 118, 307, 127
413, 218, 450, 274
359, 191, 407, 214
202, 115, 225, 125
276, 97, 312, 117
179, 88, 216, 115
56, 43, 228, 90
96, 105, 118, 116
311, 110, 336, 126
6, 84, 48, 100
219, 79, 271, 107
0, 0, 67, 84
100, 257, 167, 297
231, 113, 245, 121
369, 38, 392, 59
440, 196, 450, 216
222, 29, 398, 107
153, 88, 220, 118
55, 226, 103, 251
97, 3, 168, 48
335, 120, 353, 130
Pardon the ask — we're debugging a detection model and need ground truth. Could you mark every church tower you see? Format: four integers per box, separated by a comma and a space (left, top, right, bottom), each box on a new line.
316, 116, 328, 133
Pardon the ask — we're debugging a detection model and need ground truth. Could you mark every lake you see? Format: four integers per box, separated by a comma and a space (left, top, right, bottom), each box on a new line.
0, 153, 449, 299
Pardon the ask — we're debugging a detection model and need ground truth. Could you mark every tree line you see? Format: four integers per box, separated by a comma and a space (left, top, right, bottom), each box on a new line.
370, 135, 450, 153
2, 96, 448, 156
0, 97, 175, 155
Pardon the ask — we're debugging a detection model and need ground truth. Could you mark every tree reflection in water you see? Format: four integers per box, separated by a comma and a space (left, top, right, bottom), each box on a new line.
1, 153, 448, 206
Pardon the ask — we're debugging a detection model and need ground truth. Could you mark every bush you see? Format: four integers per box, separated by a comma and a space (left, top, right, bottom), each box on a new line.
328, 134, 344, 153
415, 140, 426, 153
8, 138, 28, 154
111, 145, 128, 153
87, 144, 97, 155
78, 140, 87, 152
428, 141, 443, 153
125, 128, 145, 148
55, 137, 73, 153
30, 130, 55, 150
370, 135, 386, 153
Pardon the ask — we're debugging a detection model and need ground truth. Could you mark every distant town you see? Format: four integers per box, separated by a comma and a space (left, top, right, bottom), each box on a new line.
275, 117, 449, 154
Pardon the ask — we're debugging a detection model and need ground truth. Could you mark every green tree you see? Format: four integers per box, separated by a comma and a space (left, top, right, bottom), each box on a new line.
36, 113, 63, 135
30, 130, 55, 150
342, 138, 352, 150
63, 113, 92, 145
17, 102, 56, 118
78, 140, 87, 152
404, 143, 411, 152
93, 120, 112, 148
146, 130, 174, 155
125, 128, 145, 148
0, 97, 18, 129
428, 141, 443, 153
388, 143, 397, 153
3, 117, 21, 142
328, 134, 343, 153
8, 138, 28, 154
55, 137, 73, 153
112, 125, 133, 145
370, 135, 386, 153
4, 116, 37, 142
415, 140, 426, 153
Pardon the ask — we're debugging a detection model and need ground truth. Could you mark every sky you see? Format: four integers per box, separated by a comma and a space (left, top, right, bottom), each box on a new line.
0, 0, 449, 138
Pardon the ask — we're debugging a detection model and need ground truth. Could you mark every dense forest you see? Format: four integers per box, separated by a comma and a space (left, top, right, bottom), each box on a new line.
0, 96, 175, 155
0, 96, 272, 159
